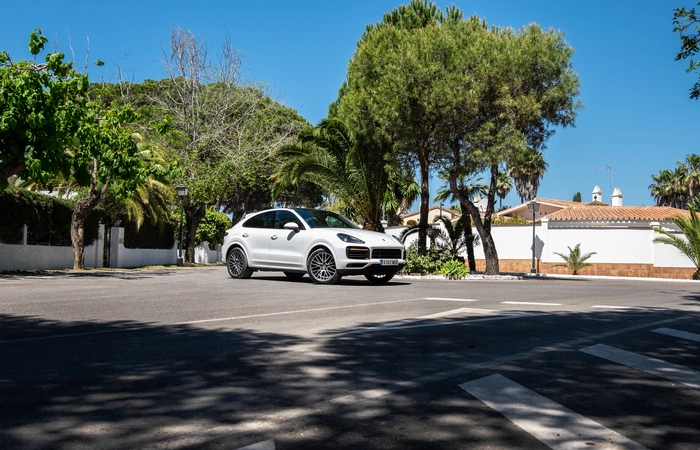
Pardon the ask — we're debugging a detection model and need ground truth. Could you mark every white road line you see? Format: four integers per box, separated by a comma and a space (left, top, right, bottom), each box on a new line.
580, 344, 700, 389
592, 306, 667, 311
235, 440, 275, 450
502, 301, 562, 306
424, 297, 479, 302
652, 327, 700, 343
381, 307, 496, 328
341, 311, 548, 335
176, 298, 427, 325
459, 374, 648, 450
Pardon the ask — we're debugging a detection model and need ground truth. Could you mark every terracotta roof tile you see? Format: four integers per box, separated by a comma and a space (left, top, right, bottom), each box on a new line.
546, 206, 690, 221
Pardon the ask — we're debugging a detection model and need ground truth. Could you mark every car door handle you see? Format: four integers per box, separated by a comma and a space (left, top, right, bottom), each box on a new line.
271, 235, 278, 240
242, 233, 249, 238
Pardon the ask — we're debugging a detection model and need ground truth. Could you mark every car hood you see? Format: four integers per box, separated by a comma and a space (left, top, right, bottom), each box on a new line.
322, 228, 403, 246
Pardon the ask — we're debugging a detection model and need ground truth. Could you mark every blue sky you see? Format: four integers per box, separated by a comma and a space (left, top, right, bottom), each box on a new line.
3, 0, 699, 208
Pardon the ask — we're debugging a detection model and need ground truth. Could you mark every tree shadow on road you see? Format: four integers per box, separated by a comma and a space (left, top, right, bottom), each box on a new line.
1, 307, 700, 449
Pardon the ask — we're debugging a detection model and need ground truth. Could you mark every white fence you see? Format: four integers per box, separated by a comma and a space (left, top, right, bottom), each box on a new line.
0, 226, 221, 271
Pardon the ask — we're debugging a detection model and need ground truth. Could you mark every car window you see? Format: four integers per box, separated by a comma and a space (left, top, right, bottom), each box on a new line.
275, 211, 303, 229
295, 209, 359, 229
242, 211, 275, 229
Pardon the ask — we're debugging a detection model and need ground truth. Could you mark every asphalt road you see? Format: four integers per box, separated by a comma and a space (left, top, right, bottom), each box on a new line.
1, 267, 699, 449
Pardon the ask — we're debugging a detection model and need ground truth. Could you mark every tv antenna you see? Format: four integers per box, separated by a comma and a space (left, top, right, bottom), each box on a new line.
595, 165, 612, 203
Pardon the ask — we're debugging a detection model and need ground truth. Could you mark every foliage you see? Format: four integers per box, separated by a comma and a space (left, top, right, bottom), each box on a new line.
491, 215, 527, 226
123, 217, 176, 250
337, 2, 581, 273
195, 209, 231, 246
552, 243, 596, 275
438, 259, 469, 279
0, 187, 103, 246
653, 208, 700, 279
399, 244, 448, 275
338, 0, 463, 252
673, 2, 700, 99
273, 117, 392, 231
573, 192, 582, 202
649, 154, 700, 209
510, 149, 549, 203
0, 29, 96, 188
141, 29, 308, 261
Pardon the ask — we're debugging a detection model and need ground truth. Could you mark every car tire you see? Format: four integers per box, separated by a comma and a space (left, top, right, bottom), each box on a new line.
306, 248, 341, 284
284, 272, 304, 281
227, 247, 253, 279
364, 272, 395, 284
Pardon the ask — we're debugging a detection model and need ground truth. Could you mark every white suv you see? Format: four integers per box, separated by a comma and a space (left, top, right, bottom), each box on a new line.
222, 208, 405, 284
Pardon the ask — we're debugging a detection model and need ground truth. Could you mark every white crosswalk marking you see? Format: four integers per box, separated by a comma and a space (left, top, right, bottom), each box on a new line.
580, 344, 700, 389
652, 327, 700, 343
459, 374, 647, 450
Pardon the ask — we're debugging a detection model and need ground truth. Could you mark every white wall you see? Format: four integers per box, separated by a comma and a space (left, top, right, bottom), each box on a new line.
391, 220, 693, 270
195, 241, 221, 264
109, 227, 178, 268
543, 227, 652, 264
0, 224, 104, 271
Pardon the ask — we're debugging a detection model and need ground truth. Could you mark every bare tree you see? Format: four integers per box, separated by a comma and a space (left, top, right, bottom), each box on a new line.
156, 28, 304, 261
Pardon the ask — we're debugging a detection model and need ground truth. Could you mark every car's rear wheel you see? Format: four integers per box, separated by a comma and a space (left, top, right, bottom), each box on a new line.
364, 272, 395, 284
307, 248, 341, 284
284, 272, 304, 281
227, 247, 253, 279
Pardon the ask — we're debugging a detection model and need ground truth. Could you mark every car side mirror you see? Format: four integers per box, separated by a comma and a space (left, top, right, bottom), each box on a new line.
284, 222, 300, 232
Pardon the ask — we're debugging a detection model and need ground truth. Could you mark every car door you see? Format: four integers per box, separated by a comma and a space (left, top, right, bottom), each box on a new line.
268, 210, 306, 270
240, 211, 276, 267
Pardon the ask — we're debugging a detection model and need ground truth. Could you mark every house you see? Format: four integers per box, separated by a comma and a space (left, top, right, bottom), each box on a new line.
400, 205, 461, 226
475, 186, 694, 279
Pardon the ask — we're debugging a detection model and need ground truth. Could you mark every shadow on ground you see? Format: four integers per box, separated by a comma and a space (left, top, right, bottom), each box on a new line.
1, 306, 699, 449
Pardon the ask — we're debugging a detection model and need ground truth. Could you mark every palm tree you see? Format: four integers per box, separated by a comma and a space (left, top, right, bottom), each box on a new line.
653, 208, 700, 279
384, 165, 420, 226
435, 173, 487, 272
495, 170, 512, 210
684, 154, 700, 201
509, 149, 548, 203
552, 243, 596, 275
272, 118, 392, 231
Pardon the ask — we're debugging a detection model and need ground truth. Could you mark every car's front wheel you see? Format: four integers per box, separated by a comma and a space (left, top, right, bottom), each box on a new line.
306, 248, 341, 284
365, 272, 395, 284
227, 247, 253, 279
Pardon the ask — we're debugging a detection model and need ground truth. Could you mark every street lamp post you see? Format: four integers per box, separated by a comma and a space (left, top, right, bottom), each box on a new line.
527, 200, 540, 274
176, 185, 188, 266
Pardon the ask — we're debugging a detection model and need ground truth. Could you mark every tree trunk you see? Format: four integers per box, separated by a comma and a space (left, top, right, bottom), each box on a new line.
450, 164, 500, 275
460, 204, 477, 272
417, 149, 430, 254
363, 221, 385, 232
71, 159, 107, 270
184, 202, 207, 263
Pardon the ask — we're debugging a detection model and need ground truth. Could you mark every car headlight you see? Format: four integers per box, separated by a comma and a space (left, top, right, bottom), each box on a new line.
337, 233, 365, 244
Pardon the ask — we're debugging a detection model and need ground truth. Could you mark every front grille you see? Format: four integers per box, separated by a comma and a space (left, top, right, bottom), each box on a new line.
372, 248, 402, 259
347, 247, 370, 259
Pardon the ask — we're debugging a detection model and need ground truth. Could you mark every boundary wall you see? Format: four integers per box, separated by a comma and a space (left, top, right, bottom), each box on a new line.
388, 218, 695, 279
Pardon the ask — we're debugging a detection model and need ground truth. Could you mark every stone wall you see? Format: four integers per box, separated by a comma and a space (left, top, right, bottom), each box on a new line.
474, 258, 696, 280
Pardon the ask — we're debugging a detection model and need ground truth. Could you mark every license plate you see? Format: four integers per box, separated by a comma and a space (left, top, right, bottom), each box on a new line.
380, 259, 398, 266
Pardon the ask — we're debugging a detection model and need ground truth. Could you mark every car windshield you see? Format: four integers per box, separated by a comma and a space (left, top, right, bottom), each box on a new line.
295, 209, 359, 229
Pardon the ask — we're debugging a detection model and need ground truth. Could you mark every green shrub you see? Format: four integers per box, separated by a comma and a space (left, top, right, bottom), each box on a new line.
399, 244, 448, 275
438, 259, 469, 279
195, 209, 231, 246
0, 187, 103, 246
